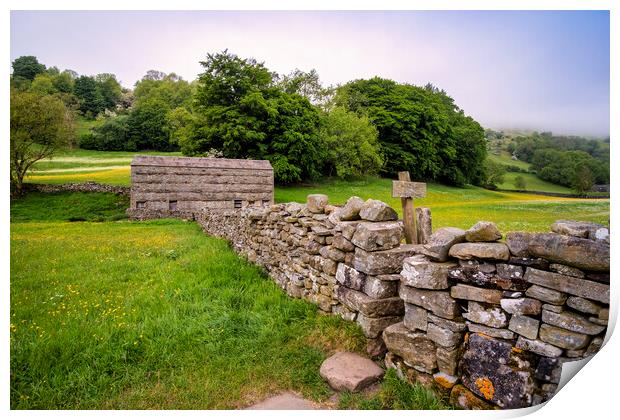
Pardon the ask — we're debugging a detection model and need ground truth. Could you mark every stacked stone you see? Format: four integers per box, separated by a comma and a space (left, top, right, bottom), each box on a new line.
196, 194, 418, 358
332, 197, 420, 356
382, 225, 469, 389
381, 219, 610, 410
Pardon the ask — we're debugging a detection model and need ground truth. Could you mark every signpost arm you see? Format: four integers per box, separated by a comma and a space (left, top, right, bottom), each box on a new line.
398, 171, 417, 244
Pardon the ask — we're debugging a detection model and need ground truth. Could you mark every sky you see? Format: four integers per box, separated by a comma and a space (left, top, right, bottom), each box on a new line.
10, 10, 610, 137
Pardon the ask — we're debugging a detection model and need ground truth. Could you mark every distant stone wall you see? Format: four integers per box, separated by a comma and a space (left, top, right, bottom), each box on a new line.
27, 182, 130, 196
132, 192, 610, 410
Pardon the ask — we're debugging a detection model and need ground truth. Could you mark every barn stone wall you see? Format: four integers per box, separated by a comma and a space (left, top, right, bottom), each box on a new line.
130, 156, 274, 212
135, 193, 610, 410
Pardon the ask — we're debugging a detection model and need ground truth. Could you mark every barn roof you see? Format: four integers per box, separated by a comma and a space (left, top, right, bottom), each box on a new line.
131, 155, 273, 170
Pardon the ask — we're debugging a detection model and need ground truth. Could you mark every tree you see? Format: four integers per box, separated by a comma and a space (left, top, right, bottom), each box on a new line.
10, 90, 73, 195
29, 73, 57, 95
127, 99, 173, 151
134, 72, 193, 109
514, 175, 527, 190
80, 115, 132, 151
182, 51, 324, 183
12, 56, 46, 81
320, 107, 383, 178
95, 73, 122, 110
483, 159, 506, 188
74, 76, 104, 117
571, 166, 595, 195
336, 77, 487, 186
278, 69, 332, 108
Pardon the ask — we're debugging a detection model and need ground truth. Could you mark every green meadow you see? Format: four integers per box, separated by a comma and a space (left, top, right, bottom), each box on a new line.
24, 149, 609, 233
10, 192, 453, 409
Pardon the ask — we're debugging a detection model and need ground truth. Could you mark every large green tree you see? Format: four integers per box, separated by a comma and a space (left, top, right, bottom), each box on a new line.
336, 78, 487, 186
181, 51, 324, 183
12, 56, 46, 81
319, 106, 383, 178
74, 76, 104, 117
10, 89, 73, 195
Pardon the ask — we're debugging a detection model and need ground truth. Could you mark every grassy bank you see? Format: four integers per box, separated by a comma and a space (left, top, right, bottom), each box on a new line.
10, 192, 452, 409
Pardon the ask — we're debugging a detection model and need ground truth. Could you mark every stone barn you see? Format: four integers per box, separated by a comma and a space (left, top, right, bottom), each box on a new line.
129, 155, 274, 214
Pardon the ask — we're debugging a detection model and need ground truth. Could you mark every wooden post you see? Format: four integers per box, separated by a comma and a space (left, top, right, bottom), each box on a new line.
392, 171, 427, 245
399, 171, 416, 244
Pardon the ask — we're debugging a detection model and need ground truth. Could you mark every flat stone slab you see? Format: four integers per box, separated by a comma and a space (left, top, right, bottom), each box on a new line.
319, 351, 384, 392
247, 392, 317, 410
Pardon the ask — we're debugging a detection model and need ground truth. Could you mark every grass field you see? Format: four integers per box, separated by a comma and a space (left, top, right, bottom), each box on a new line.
276, 177, 609, 232
494, 172, 572, 194
24, 149, 609, 232
488, 151, 531, 171
10, 193, 451, 409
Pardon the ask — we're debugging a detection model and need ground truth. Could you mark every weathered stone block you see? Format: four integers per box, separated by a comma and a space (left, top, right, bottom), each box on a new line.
516, 336, 563, 357
460, 334, 536, 408
549, 263, 585, 278
465, 221, 502, 242
449, 242, 510, 261
339, 196, 365, 221
541, 309, 606, 335
496, 264, 524, 281
415, 207, 433, 245
508, 256, 549, 270
584, 336, 604, 357
421, 227, 466, 262
332, 234, 355, 252
463, 301, 508, 328
403, 303, 428, 331
525, 284, 567, 305
320, 246, 345, 262
508, 315, 540, 340
427, 323, 464, 347
319, 351, 384, 392
450, 284, 503, 304
363, 276, 398, 299
307, 194, 328, 214
436, 345, 461, 376
357, 314, 403, 338
401, 255, 456, 289
500, 298, 542, 316
366, 337, 387, 358
351, 221, 404, 251
450, 384, 498, 410
335, 286, 404, 317
542, 303, 563, 313
535, 357, 562, 384
335, 263, 366, 291
566, 296, 602, 315
539, 324, 589, 350
527, 233, 609, 271
359, 199, 398, 221
427, 313, 467, 332
434, 372, 459, 390
353, 244, 421, 275
404, 304, 428, 331
506, 232, 533, 257
524, 268, 609, 304
382, 322, 437, 374
551, 220, 608, 240
399, 284, 460, 319
466, 322, 515, 340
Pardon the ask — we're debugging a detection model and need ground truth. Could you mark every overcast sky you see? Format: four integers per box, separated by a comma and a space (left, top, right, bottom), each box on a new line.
10, 10, 610, 137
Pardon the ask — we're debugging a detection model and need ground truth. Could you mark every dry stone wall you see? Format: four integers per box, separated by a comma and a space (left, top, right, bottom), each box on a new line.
195, 194, 424, 356
385, 219, 610, 410
129, 193, 610, 410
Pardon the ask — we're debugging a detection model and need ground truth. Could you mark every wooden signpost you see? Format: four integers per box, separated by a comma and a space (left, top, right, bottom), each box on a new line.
392, 171, 427, 244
